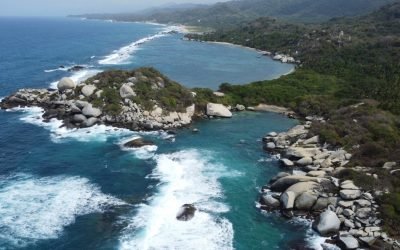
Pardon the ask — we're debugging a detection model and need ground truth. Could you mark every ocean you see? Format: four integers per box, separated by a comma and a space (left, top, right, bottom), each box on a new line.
0, 17, 320, 250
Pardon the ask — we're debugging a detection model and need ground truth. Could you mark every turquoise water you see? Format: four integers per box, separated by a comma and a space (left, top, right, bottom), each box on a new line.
0, 17, 316, 250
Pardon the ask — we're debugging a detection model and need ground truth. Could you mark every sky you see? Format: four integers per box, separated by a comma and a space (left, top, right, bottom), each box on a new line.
0, 0, 224, 17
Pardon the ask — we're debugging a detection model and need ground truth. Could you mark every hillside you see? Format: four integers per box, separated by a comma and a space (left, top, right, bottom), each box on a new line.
74, 0, 396, 27
189, 2, 400, 236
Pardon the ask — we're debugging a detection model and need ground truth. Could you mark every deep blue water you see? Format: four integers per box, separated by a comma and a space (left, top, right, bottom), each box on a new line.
0, 17, 317, 250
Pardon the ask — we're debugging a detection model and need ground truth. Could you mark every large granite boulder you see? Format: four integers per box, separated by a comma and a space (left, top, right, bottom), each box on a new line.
312, 210, 341, 236
81, 85, 97, 97
206, 103, 232, 118
82, 117, 98, 127
120, 84, 136, 99
270, 176, 326, 192
260, 194, 280, 208
295, 192, 318, 210
297, 157, 313, 166
82, 104, 102, 117
280, 191, 296, 210
176, 204, 196, 221
57, 77, 76, 92
72, 114, 87, 123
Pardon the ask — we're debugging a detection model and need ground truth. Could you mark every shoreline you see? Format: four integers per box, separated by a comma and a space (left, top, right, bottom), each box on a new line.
260, 117, 400, 249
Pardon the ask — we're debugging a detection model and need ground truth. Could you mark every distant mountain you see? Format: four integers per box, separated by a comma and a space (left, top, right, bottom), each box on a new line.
74, 0, 398, 27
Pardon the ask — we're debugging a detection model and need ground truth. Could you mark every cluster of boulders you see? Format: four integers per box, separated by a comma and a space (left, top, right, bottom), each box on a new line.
0, 73, 196, 131
260, 121, 400, 249
272, 53, 296, 63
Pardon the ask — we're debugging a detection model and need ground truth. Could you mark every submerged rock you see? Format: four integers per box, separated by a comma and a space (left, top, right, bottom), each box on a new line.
124, 138, 155, 148
176, 204, 196, 221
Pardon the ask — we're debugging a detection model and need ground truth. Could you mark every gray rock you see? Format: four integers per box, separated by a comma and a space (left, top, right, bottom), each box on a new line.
57, 77, 76, 92
295, 192, 318, 210
261, 194, 280, 208
340, 190, 362, 200
383, 162, 397, 170
176, 204, 196, 221
72, 114, 87, 123
268, 132, 278, 137
70, 104, 81, 114
235, 104, 246, 111
312, 210, 341, 236
344, 219, 355, 228
343, 208, 355, 217
303, 136, 319, 144
312, 197, 329, 211
339, 201, 354, 208
340, 181, 360, 190
81, 85, 97, 97
356, 208, 372, 219
270, 176, 325, 192
74, 100, 89, 109
119, 84, 136, 99
124, 138, 154, 148
297, 157, 313, 166
82, 117, 98, 127
355, 199, 371, 207
307, 171, 326, 177
280, 158, 294, 167
82, 104, 102, 117
280, 191, 296, 210
359, 236, 376, 247
206, 103, 232, 118
95, 90, 103, 98
338, 234, 359, 249
265, 142, 276, 150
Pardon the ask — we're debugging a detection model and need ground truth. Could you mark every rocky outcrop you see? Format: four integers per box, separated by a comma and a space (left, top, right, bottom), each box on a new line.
176, 204, 196, 221
0, 68, 199, 131
124, 138, 154, 148
206, 103, 232, 118
259, 121, 399, 249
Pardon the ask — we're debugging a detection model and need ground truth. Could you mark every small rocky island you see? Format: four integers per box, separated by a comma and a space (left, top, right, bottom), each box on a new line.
0, 68, 235, 131
0, 67, 237, 131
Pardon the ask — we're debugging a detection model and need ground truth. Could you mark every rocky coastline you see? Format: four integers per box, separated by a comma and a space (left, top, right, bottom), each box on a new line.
0, 68, 242, 133
0, 68, 200, 132
260, 117, 400, 249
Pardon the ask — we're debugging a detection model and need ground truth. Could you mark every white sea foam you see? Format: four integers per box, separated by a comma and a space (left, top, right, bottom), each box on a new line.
119, 150, 234, 250
119, 136, 158, 160
98, 33, 166, 65
290, 217, 340, 250
44, 67, 69, 73
98, 25, 183, 65
7, 106, 133, 143
0, 174, 125, 248
49, 69, 102, 89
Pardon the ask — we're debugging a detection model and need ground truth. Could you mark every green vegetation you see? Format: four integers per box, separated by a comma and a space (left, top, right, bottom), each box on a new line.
187, 2, 400, 234
82, 67, 194, 114
74, 0, 395, 27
